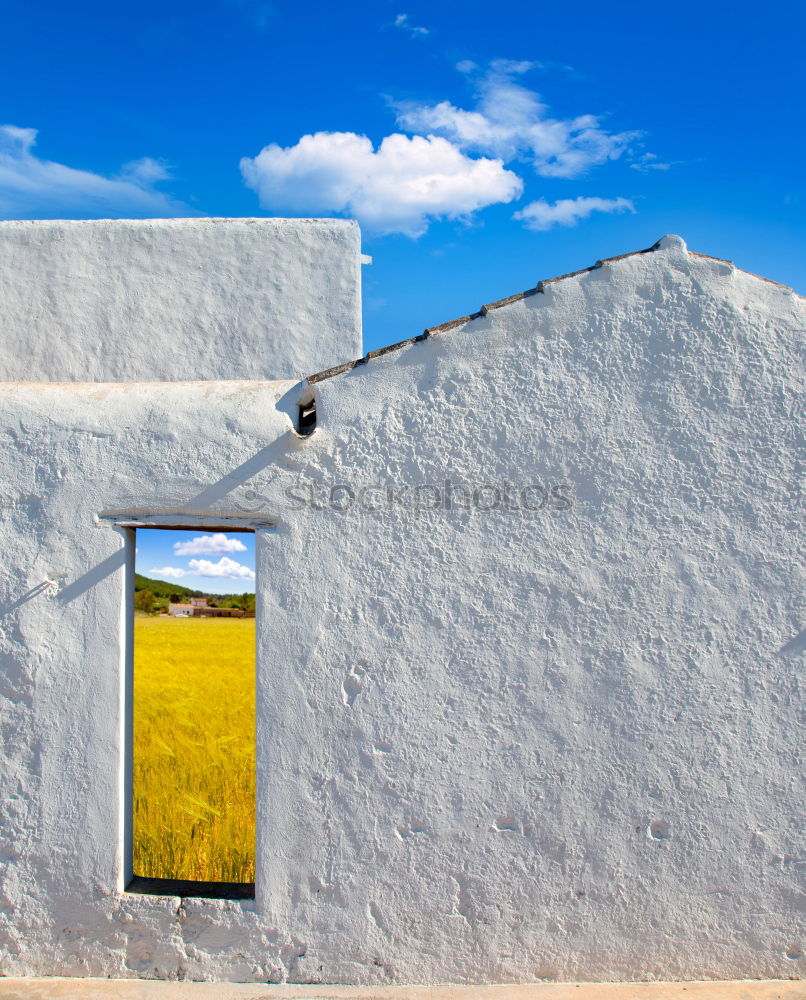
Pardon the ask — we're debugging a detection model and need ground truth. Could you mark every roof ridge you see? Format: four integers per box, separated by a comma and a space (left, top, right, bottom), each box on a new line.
306, 237, 799, 386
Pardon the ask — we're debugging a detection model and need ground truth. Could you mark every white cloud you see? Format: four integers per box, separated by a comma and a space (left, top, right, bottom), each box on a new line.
0, 125, 197, 219
514, 195, 635, 231
188, 557, 256, 582
630, 152, 674, 172
241, 60, 645, 236
241, 131, 522, 237
150, 566, 188, 580
394, 13, 429, 36
119, 157, 173, 185
173, 533, 248, 556
395, 60, 640, 179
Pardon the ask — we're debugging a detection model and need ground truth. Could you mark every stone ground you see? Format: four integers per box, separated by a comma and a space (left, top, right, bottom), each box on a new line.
0, 980, 802, 1000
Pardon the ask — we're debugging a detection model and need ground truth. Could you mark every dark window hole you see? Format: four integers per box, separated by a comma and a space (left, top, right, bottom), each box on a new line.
298, 399, 316, 436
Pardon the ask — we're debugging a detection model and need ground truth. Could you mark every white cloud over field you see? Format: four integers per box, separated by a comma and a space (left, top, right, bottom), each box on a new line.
173, 533, 248, 556
188, 557, 256, 581
150, 566, 188, 580
150, 557, 255, 582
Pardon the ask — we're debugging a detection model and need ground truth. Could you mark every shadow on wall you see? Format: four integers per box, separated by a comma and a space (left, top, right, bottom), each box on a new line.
58, 416, 299, 606
778, 630, 806, 657
0, 581, 56, 619
57, 549, 128, 605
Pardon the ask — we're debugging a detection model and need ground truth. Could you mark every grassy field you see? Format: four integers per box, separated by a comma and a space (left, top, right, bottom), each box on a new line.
133, 615, 255, 883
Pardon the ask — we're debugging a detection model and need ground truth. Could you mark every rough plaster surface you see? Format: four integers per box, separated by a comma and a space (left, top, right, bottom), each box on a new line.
0, 219, 362, 382
0, 236, 803, 985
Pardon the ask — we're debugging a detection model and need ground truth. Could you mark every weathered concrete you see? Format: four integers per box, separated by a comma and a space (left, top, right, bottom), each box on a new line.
0, 235, 803, 984
0, 218, 362, 382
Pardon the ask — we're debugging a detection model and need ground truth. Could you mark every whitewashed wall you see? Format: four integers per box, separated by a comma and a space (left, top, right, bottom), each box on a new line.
0, 218, 362, 382
0, 235, 803, 984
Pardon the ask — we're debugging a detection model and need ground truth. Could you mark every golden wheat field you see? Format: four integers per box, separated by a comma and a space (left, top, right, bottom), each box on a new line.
133, 615, 255, 883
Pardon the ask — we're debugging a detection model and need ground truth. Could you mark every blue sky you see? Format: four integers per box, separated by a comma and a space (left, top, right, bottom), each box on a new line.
1, 0, 803, 352
136, 530, 255, 595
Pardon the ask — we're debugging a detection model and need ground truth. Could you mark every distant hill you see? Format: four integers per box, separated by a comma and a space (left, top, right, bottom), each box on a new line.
134, 572, 254, 606
134, 573, 201, 599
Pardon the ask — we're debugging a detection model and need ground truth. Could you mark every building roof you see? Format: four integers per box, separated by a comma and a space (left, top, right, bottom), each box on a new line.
307, 234, 801, 387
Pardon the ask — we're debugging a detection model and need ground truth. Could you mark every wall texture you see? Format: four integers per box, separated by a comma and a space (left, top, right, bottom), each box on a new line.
0, 218, 362, 382
0, 235, 803, 984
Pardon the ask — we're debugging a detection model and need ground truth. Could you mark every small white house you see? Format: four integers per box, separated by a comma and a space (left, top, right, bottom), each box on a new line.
0, 221, 802, 985
167, 598, 211, 616
167, 604, 194, 617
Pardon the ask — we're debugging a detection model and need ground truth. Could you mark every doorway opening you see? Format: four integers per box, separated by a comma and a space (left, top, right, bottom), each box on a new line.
127, 526, 256, 899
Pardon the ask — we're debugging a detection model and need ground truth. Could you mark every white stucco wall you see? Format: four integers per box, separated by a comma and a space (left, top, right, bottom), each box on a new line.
0, 219, 362, 382
0, 236, 803, 984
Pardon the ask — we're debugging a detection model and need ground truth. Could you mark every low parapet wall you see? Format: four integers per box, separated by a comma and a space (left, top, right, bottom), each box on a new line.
0, 218, 362, 382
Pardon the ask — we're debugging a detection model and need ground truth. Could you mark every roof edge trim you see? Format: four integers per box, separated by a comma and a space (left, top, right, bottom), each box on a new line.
306, 236, 799, 387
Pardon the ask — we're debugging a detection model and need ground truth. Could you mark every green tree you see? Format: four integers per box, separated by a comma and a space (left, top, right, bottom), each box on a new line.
134, 589, 154, 613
